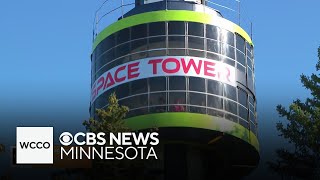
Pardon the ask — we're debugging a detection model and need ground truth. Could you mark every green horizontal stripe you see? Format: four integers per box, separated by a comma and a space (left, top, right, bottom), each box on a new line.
93, 10, 253, 52
124, 112, 259, 152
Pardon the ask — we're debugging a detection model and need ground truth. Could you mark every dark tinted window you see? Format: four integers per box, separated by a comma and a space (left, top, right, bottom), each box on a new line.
131, 39, 147, 53
168, 36, 185, 48
149, 22, 165, 36
169, 92, 186, 104
208, 109, 224, 117
224, 99, 237, 115
221, 29, 234, 46
120, 94, 148, 109
168, 49, 186, 56
131, 24, 147, 40
189, 92, 206, 106
168, 21, 185, 35
207, 39, 220, 53
131, 79, 148, 95
103, 34, 115, 53
189, 50, 204, 57
115, 42, 130, 58
149, 36, 166, 49
236, 50, 246, 66
150, 77, 166, 91
169, 76, 186, 90
116, 28, 130, 45
236, 34, 245, 52
148, 50, 166, 57
189, 77, 205, 92
188, 37, 204, 50
238, 88, 247, 107
222, 57, 235, 67
207, 52, 220, 61
206, 25, 219, 40
188, 22, 204, 37
207, 95, 223, 109
150, 92, 166, 106
190, 106, 206, 114
115, 83, 129, 99
224, 84, 236, 101
207, 80, 223, 96
221, 43, 235, 59
239, 105, 248, 120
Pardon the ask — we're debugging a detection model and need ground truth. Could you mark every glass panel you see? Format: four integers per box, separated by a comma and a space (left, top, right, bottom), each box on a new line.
221, 29, 234, 46
168, 21, 185, 35
169, 76, 186, 90
169, 92, 186, 112
207, 52, 220, 61
120, 94, 148, 109
102, 34, 115, 53
150, 92, 166, 106
189, 50, 204, 57
250, 111, 255, 123
168, 49, 185, 56
131, 39, 147, 53
225, 113, 238, 122
188, 22, 204, 37
240, 119, 249, 129
221, 57, 235, 67
115, 42, 130, 59
247, 57, 252, 69
127, 108, 148, 118
168, 36, 185, 48
188, 36, 204, 50
150, 106, 167, 113
236, 50, 246, 66
131, 79, 148, 95
131, 24, 147, 40
189, 77, 205, 92
189, 92, 206, 106
224, 99, 237, 115
207, 95, 223, 109
207, 39, 220, 53
207, 80, 223, 96
208, 109, 224, 117
221, 43, 235, 59
206, 24, 219, 40
238, 88, 247, 107
149, 36, 166, 49
131, 39, 147, 60
236, 34, 245, 52
114, 83, 129, 99
149, 22, 165, 36
148, 50, 166, 57
150, 77, 166, 92
189, 106, 206, 114
224, 84, 236, 101
116, 28, 130, 45
239, 105, 248, 120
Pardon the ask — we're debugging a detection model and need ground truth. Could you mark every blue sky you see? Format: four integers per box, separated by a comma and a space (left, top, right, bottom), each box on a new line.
0, 0, 319, 178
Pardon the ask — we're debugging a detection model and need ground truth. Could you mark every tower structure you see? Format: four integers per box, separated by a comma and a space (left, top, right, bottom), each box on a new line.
90, 0, 259, 178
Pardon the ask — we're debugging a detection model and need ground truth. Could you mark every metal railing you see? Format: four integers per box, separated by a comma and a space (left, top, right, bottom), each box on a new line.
92, 0, 252, 42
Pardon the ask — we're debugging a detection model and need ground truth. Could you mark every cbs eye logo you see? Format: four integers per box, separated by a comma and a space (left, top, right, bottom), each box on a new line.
59, 132, 73, 146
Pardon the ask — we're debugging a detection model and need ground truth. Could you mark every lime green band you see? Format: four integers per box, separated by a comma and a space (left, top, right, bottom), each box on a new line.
124, 112, 259, 151
93, 10, 253, 51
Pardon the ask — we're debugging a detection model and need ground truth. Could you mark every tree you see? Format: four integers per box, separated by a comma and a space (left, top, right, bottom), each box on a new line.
269, 47, 320, 179
83, 92, 130, 134
83, 93, 148, 179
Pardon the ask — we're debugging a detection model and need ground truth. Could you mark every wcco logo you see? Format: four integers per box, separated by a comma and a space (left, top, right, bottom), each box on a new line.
16, 127, 53, 164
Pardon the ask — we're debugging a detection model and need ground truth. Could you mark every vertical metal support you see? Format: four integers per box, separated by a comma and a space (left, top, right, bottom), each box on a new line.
165, 0, 168, 10
121, 0, 124, 18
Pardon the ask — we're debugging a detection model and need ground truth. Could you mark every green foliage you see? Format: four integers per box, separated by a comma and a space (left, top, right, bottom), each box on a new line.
270, 47, 320, 179
83, 92, 130, 134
